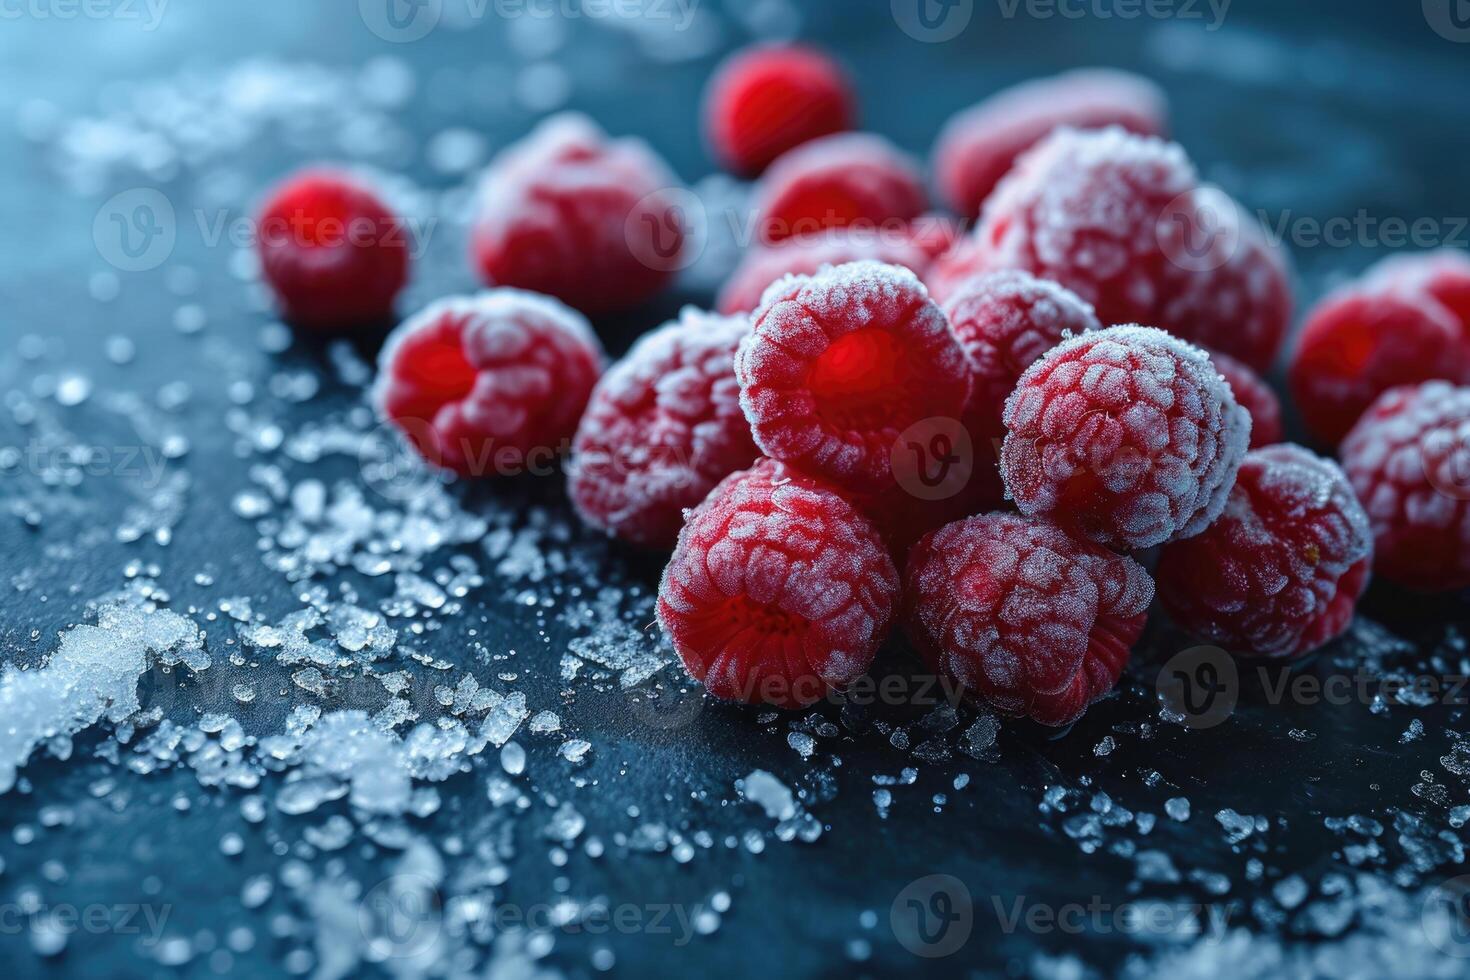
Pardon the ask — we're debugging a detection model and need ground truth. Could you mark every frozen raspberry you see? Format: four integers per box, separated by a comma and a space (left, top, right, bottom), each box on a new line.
736, 261, 971, 493
968, 127, 1292, 372
469, 113, 684, 315
1287, 286, 1470, 446
754, 133, 928, 246
1157, 445, 1372, 659
703, 44, 855, 176
903, 513, 1154, 726
716, 231, 931, 314
1340, 382, 1470, 592
924, 234, 989, 306
1365, 249, 1470, 335
375, 290, 604, 477
255, 169, 409, 331
569, 309, 756, 548
1001, 325, 1252, 550
1210, 349, 1284, 449
657, 459, 900, 708
933, 68, 1168, 220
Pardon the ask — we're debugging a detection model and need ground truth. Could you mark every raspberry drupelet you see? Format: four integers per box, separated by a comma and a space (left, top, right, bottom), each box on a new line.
960, 127, 1292, 372
1365, 249, 1470, 334
374, 290, 604, 477
1210, 349, 1284, 449
735, 261, 971, 494
903, 513, 1154, 727
1340, 382, 1470, 593
1157, 444, 1372, 659
1001, 325, 1252, 551
716, 231, 931, 315
256, 168, 409, 331
933, 68, 1168, 220
569, 308, 757, 549
469, 113, 685, 315
754, 133, 928, 246
657, 459, 900, 708
1288, 286, 1470, 446
703, 44, 856, 176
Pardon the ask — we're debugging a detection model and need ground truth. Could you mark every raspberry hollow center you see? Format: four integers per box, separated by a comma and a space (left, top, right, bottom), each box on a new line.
398, 330, 477, 410
807, 328, 918, 433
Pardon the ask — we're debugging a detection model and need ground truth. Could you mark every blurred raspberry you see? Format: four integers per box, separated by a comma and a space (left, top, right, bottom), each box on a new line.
256, 168, 409, 331
716, 231, 930, 315
1340, 381, 1470, 592
374, 290, 604, 477
903, 512, 1154, 726
1001, 325, 1252, 550
933, 68, 1167, 220
1157, 444, 1372, 659
657, 459, 899, 708
1365, 248, 1470, 335
704, 44, 855, 176
569, 309, 756, 549
754, 133, 928, 246
1210, 349, 1284, 448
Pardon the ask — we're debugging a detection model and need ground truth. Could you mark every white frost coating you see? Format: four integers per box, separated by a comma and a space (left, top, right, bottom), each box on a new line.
0, 603, 202, 794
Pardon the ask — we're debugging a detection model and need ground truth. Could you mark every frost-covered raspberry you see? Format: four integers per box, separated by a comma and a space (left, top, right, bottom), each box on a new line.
968, 127, 1292, 372
657, 459, 900, 708
1211, 349, 1284, 449
256, 168, 409, 331
375, 290, 604, 477
933, 68, 1167, 220
1001, 325, 1252, 550
1340, 382, 1470, 592
754, 133, 928, 246
569, 309, 756, 548
736, 261, 971, 493
469, 113, 684, 315
1157, 445, 1372, 659
903, 513, 1154, 726
1288, 287, 1470, 446
1365, 249, 1470, 334
704, 44, 855, 176
716, 232, 930, 314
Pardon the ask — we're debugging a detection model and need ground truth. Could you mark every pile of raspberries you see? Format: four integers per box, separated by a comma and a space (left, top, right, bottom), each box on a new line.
254, 46, 1470, 728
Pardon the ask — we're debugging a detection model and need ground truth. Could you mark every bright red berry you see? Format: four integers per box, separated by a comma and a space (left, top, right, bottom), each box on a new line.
469, 113, 684, 315
754, 133, 928, 246
966, 127, 1292, 372
1288, 286, 1470, 446
903, 512, 1154, 727
1001, 325, 1252, 551
256, 168, 409, 331
374, 290, 604, 477
569, 309, 756, 549
735, 261, 971, 494
1340, 382, 1470, 592
1157, 444, 1372, 659
1365, 249, 1470, 335
1210, 349, 1284, 449
703, 44, 855, 176
933, 68, 1167, 220
716, 231, 930, 315
657, 459, 900, 708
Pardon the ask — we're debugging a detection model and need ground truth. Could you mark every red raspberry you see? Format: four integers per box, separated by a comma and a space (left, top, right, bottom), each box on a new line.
903, 513, 1154, 726
1157, 444, 1372, 659
1210, 349, 1284, 449
968, 127, 1292, 372
1365, 249, 1470, 334
715, 231, 931, 315
933, 68, 1168, 220
256, 169, 409, 331
703, 44, 855, 176
469, 113, 684, 315
735, 261, 971, 493
754, 133, 928, 246
657, 459, 899, 708
568, 309, 757, 549
924, 234, 989, 306
1287, 286, 1470, 446
1001, 325, 1252, 550
374, 290, 604, 477
1340, 382, 1470, 592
